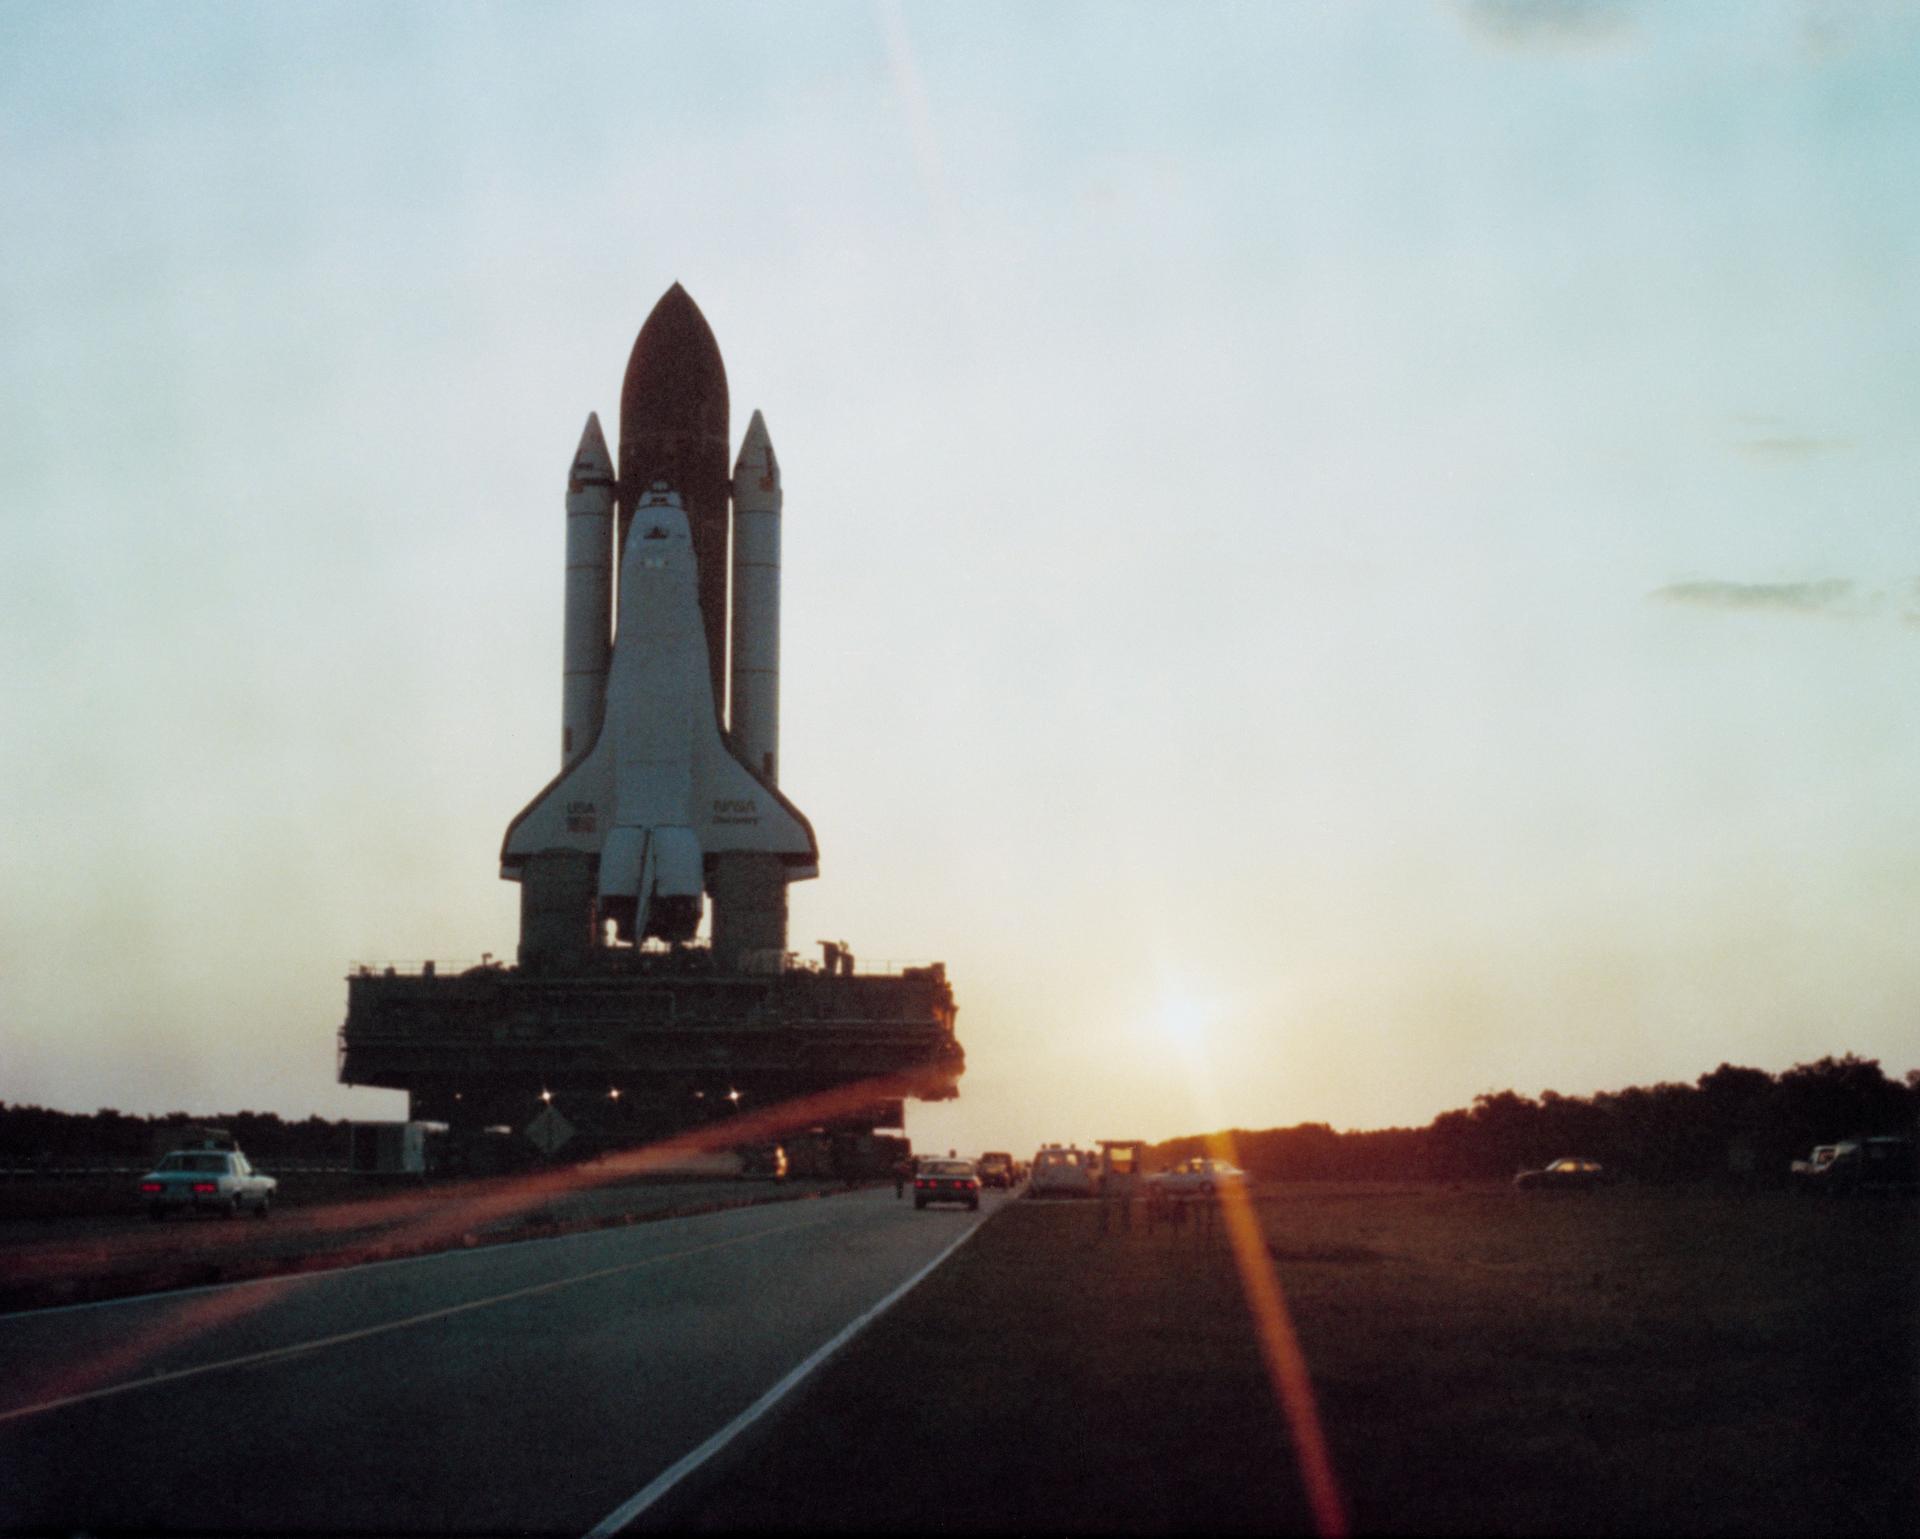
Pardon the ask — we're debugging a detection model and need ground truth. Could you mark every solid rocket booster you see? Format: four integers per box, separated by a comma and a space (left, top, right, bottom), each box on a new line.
710, 407, 788, 969
618, 284, 731, 710
729, 410, 782, 785
561, 414, 614, 765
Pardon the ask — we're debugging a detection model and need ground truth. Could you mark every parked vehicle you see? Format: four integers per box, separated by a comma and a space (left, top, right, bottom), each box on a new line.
350, 1120, 439, 1176
914, 1158, 981, 1210
1789, 1145, 1839, 1184
139, 1147, 277, 1219
1512, 1157, 1609, 1191
1808, 1137, 1917, 1195
1028, 1145, 1096, 1198
976, 1152, 1016, 1189
1098, 1140, 1146, 1187
1144, 1157, 1249, 1198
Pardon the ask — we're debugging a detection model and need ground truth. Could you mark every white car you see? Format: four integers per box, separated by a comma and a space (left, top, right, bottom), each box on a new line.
140, 1149, 277, 1219
1144, 1157, 1250, 1197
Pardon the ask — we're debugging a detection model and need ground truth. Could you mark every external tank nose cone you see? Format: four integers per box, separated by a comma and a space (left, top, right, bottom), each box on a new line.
616, 283, 734, 707
619, 284, 728, 483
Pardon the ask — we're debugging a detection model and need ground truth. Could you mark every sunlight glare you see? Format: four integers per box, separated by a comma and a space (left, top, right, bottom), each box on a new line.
1158, 990, 1213, 1056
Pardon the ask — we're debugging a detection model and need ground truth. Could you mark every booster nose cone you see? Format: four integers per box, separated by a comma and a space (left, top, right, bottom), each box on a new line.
732, 408, 780, 494
570, 412, 614, 489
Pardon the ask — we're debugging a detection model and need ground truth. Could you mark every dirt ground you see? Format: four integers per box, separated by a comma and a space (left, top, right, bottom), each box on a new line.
0, 1168, 853, 1314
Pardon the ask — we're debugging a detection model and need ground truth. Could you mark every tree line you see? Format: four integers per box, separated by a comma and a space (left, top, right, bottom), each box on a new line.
8, 1053, 1916, 1181
1149, 1055, 1920, 1184
0, 1105, 354, 1166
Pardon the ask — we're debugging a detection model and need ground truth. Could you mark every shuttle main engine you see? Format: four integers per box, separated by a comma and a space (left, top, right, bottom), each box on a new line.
339, 286, 962, 1156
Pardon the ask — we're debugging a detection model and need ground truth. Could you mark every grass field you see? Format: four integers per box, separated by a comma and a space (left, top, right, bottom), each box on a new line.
0, 1171, 372, 1222
0, 1172, 847, 1313
642, 1184, 1917, 1535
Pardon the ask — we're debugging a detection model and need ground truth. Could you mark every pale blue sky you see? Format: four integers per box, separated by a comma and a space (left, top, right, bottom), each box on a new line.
4, 1, 1918, 1153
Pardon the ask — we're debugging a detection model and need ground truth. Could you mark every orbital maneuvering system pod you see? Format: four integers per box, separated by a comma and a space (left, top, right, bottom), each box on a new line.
502, 285, 816, 974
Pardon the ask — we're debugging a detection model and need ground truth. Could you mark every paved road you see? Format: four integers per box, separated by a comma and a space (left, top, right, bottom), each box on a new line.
0, 1187, 1003, 1535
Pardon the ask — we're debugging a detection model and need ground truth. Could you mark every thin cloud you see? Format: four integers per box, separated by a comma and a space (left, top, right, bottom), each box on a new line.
1734, 436, 1854, 461
1798, 0, 1920, 64
1651, 579, 1866, 617
1456, 0, 1636, 50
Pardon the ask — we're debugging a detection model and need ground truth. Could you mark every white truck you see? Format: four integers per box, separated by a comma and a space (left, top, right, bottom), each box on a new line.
350, 1120, 437, 1176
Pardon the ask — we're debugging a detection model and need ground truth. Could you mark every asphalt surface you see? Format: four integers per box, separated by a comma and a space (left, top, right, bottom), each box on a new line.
0, 1186, 1005, 1536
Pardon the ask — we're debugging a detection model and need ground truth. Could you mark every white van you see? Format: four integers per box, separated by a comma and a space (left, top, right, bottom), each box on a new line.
1028, 1144, 1096, 1198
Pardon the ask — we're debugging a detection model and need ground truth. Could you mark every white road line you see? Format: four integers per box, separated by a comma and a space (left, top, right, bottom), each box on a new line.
585, 1209, 992, 1537
0, 1213, 833, 1426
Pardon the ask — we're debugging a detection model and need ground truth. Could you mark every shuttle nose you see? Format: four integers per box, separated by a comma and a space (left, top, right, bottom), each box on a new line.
630, 482, 690, 537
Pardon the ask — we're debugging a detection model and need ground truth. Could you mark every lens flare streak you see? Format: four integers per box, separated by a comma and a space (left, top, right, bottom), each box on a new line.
1208, 1133, 1350, 1539
1152, 979, 1348, 1536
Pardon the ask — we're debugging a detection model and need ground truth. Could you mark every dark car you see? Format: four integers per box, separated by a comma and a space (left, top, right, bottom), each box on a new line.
914, 1158, 981, 1210
1513, 1157, 1609, 1191
976, 1152, 1015, 1189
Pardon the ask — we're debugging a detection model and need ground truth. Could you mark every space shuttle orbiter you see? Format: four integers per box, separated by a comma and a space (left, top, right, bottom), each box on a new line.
501, 477, 816, 945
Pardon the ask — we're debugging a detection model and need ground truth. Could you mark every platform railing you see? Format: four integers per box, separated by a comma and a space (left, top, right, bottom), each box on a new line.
349, 954, 947, 979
